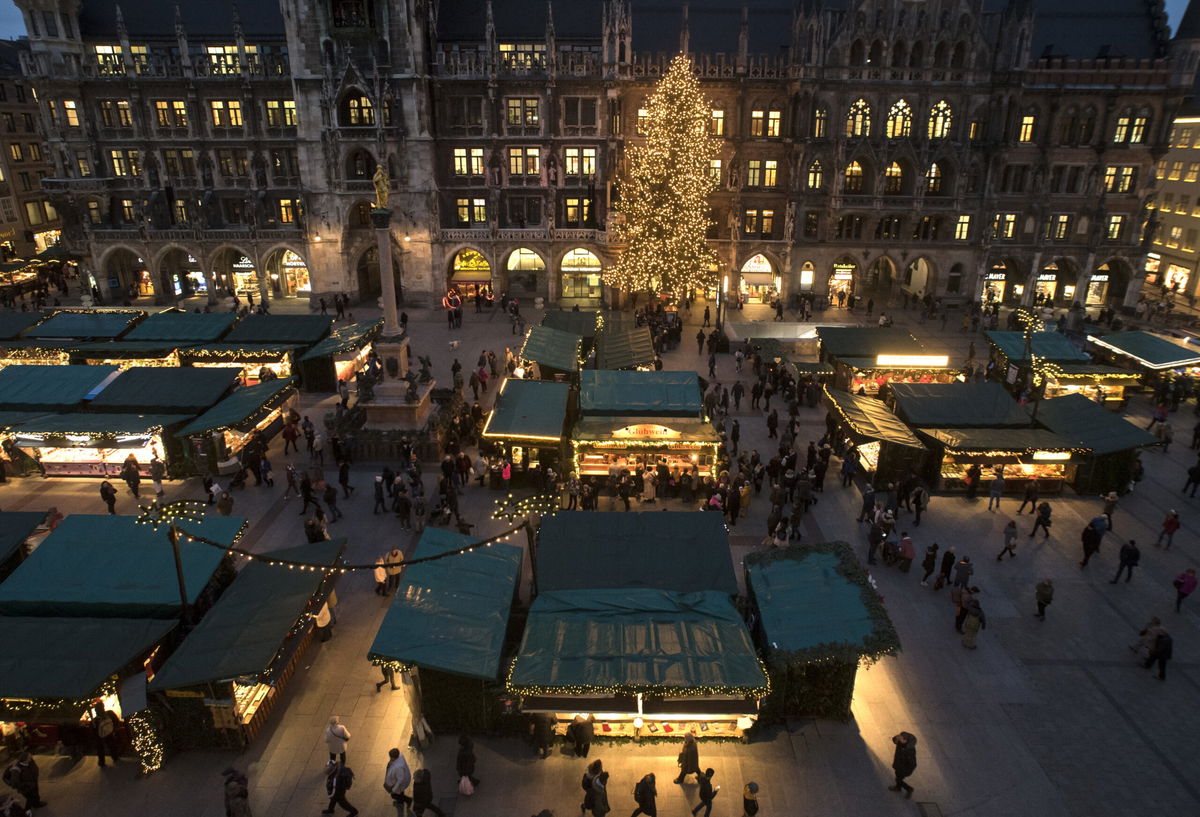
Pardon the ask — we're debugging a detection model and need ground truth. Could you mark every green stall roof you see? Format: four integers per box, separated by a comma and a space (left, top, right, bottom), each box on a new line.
481, 378, 570, 441
889, 382, 1032, 427
88, 366, 240, 413
1034, 394, 1160, 455
918, 427, 1085, 453
223, 314, 332, 344
0, 312, 45, 340
595, 326, 655, 370
580, 370, 702, 416
12, 413, 191, 438
985, 330, 1089, 363
543, 310, 600, 338
824, 387, 924, 448
124, 311, 238, 342
538, 512, 737, 595
0, 617, 176, 701
181, 342, 302, 361
71, 341, 194, 358
816, 327, 927, 360
0, 364, 120, 411
0, 511, 47, 564
521, 324, 582, 373
368, 528, 522, 680
176, 378, 296, 437
0, 514, 244, 618
299, 319, 383, 361
1087, 331, 1200, 370
0, 411, 49, 430
25, 311, 143, 339
149, 540, 343, 690
508, 589, 768, 695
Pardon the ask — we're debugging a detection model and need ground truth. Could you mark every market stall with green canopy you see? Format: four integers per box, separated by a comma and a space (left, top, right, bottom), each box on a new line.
519, 324, 582, 380
0, 513, 244, 618
744, 543, 899, 720
123, 310, 238, 342
543, 310, 599, 340
816, 327, 928, 360
149, 540, 344, 746
1034, 394, 1160, 493
579, 370, 701, 416
181, 342, 302, 385
369, 528, 522, 732
222, 313, 332, 345
915, 427, 1086, 494
481, 378, 571, 484
10, 412, 191, 476
595, 325, 654, 370
823, 385, 925, 485
815, 327, 950, 393
0, 510, 48, 582
984, 330, 1089, 365
0, 363, 119, 411
1038, 362, 1140, 409
24, 309, 144, 339
0, 311, 44, 340
0, 338, 76, 368
88, 366, 240, 414
0, 412, 51, 477
887, 382, 1032, 427
1087, 330, 1200, 372
175, 378, 298, 475
296, 319, 383, 392
70, 340, 195, 368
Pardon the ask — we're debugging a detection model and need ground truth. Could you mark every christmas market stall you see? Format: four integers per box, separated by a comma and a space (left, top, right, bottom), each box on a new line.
572, 370, 720, 479
23, 309, 144, 340
816, 327, 952, 394
0, 339, 75, 371
0, 311, 45, 340
87, 366, 241, 414
0, 510, 50, 583
1038, 363, 1140, 408
744, 542, 899, 721
1033, 394, 1160, 494
175, 378, 298, 476
148, 540, 344, 749
0, 260, 40, 298
221, 313, 332, 347
542, 310, 600, 351
822, 386, 926, 486
886, 382, 1032, 428
70, 341, 193, 369
0, 413, 52, 478
295, 319, 383, 393
1086, 330, 1200, 386
509, 511, 767, 739
480, 378, 572, 483
983, 330, 1135, 407
0, 363, 121, 412
123, 311, 239, 343
914, 427, 1086, 495
181, 343, 300, 385
595, 325, 655, 370
368, 528, 522, 733
10, 413, 192, 477
518, 324, 583, 382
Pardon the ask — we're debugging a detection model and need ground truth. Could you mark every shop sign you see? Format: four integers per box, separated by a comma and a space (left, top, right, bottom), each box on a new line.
874, 354, 950, 367
1036, 273, 1057, 282
832, 263, 855, 281
612, 424, 682, 440
233, 255, 254, 270
1090, 274, 1109, 282
984, 272, 1006, 280
1031, 451, 1071, 461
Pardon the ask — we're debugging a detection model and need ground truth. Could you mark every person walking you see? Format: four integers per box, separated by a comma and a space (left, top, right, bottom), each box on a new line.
100, 480, 118, 514
997, 520, 1018, 560
4, 752, 44, 811
675, 732, 701, 784
1101, 491, 1119, 532
216, 491, 235, 516
221, 768, 251, 817
1183, 461, 1200, 497
742, 782, 760, 817
411, 769, 446, 817
373, 476, 387, 514
339, 461, 355, 499
455, 735, 479, 790
953, 555, 974, 588
324, 716, 351, 766
919, 542, 939, 586
1143, 627, 1173, 680
283, 464, 299, 499
910, 483, 928, 526
898, 532, 915, 573
1016, 479, 1039, 514
961, 597, 986, 648
888, 732, 917, 798
964, 463, 982, 499
322, 763, 357, 816
259, 455, 274, 487
630, 773, 657, 817
299, 474, 321, 515
1080, 522, 1102, 567
384, 748, 412, 815
987, 472, 1005, 511
1174, 568, 1197, 612
591, 771, 611, 817
323, 481, 343, 521
385, 547, 405, 594
150, 456, 166, 497
1109, 539, 1140, 584
1029, 501, 1052, 539
1034, 579, 1054, 620
935, 546, 956, 590
1156, 510, 1181, 549
690, 769, 719, 817
580, 759, 602, 814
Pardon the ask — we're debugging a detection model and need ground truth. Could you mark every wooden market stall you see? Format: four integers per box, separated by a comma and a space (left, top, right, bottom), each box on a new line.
887, 382, 1033, 428
122, 311, 239, 344
518, 324, 583, 382
1040, 363, 1141, 408
915, 427, 1087, 494
87, 366, 241, 414
295, 319, 383, 393
175, 378, 298, 476
822, 386, 926, 486
594, 325, 655, 370
0, 260, 41, 299
983, 330, 1135, 407
181, 343, 301, 385
1086, 330, 1200, 384
480, 378, 572, 484
816, 327, 952, 395
23, 309, 144, 340
70, 341, 193, 369
0, 339, 75, 370
0, 363, 121, 412
10, 413, 191, 477
542, 310, 600, 358
1034, 394, 1160, 494
0, 311, 45, 341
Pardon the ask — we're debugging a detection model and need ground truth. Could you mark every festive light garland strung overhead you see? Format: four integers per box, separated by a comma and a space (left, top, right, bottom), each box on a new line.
492, 492, 561, 522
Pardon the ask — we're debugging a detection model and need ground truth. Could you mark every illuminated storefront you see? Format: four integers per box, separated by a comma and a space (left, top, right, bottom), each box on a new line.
980, 269, 1008, 304
738, 254, 777, 304
918, 428, 1083, 494
1163, 263, 1190, 294
450, 249, 492, 298
183, 344, 297, 385
73, 342, 186, 370
1034, 263, 1076, 304
572, 418, 721, 478
176, 378, 298, 475
1042, 364, 1139, 409
838, 354, 956, 396
273, 250, 312, 296
33, 229, 61, 254
226, 255, 259, 295
13, 413, 189, 477
481, 378, 571, 483
1085, 273, 1109, 306
560, 248, 602, 300
824, 386, 926, 485
828, 261, 855, 302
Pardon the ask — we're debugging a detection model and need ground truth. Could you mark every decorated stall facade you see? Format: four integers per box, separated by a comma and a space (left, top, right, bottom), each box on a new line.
823, 386, 925, 486
87, 366, 241, 415
10, 413, 191, 477
817, 327, 951, 394
1086, 330, 1200, 382
175, 378, 298, 476
123, 311, 238, 343
480, 378, 572, 482
23, 309, 144, 340
595, 325, 655, 370
1034, 394, 1160, 494
915, 427, 1086, 494
519, 324, 583, 382
984, 330, 1136, 408
296, 319, 383, 393
181, 343, 300, 385
0, 363, 120, 412
71, 341, 192, 369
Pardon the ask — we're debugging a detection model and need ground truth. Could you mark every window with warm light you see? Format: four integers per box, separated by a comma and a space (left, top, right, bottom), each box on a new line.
709, 109, 725, 136
109, 148, 140, 177
209, 100, 243, 127
846, 99, 871, 137
884, 161, 903, 194
928, 100, 953, 139
750, 110, 765, 137
926, 162, 943, 194
347, 95, 374, 125
1018, 114, 1036, 142
278, 199, 296, 223
507, 146, 540, 177
506, 98, 540, 131
994, 213, 1017, 240
265, 100, 297, 127
886, 100, 911, 138
812, 107, 828, 138
1104, 165, 1136, 193
636, 107, 650, 135
766, 110, 781, 136
708, 159, 722, 184
62, 100, 79, 127
1106, 214, 1126, 240
954, 214, 971, 240
456, 197, 487, 226
98, 99, 132, 128
453, 147, 484, 177
564, 147, 597, 181
844, 160, 864, 192
807, 160, 824, 190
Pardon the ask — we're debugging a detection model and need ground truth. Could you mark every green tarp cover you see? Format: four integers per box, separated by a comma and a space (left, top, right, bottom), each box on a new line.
596, 326, 655, 370
521, 325, 582, 373
223, 314, 332, 344
0, 312, 44, 339
124, 311, 237, 342
33, 244, 78, 262
825, 388, 924, 448
816, 327, 926, 360
918, 427, 1084, 453
0, 411, 48, 430
508, 589, 768, 694
182, 342, 301, 360
543, 310, 599, 338
1087, 331, 1200, 370
0, 511, 45, 564
368, 528, 522, 680
580, 370, 702, 416
481, 378, 570, 441
12, 413, 191, 436
538, 512, 737, 595
149, 540, 343, 690
572, 416, 721, 442
72, 341, 194, 357
0, 364, 119, 411
176, 378, 296, 437
0, 617, 176, 700
88, 366, 239, 413
299, 319, 383, 361
746, 551, 874, 653
25, 311, 142, 339
0, 514, 243, 618
890, 382, 1032, 427
1034, 394, 1160, 455
985, 331, 1089, 363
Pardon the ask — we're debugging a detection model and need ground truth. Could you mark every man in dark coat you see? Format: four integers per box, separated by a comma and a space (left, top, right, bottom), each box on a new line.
888, 731, 917, 797
1080, 524, 1102, 567
674, 733, 701, 784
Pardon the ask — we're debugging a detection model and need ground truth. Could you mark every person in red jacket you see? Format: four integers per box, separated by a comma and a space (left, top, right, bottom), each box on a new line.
1156, 510, 1181, 549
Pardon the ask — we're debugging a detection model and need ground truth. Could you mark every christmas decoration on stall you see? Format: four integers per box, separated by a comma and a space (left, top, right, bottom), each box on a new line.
605, 54, 719, 295
491, 492, 561, 522
503, 657, 771, 700
128, 709, 165, 774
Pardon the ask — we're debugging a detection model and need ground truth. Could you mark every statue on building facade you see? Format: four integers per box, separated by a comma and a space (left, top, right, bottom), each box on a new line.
372, 163, 390, 209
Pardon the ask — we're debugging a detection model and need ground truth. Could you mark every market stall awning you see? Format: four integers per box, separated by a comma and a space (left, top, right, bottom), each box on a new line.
595, 326, 655, 370
88, 366, 240, 413
24, 310, 144, 339
1051, 363, 1142, 384
71, 340, 195, 358
521, 324, 582, 373
984, 330, 1090, 363
149, 540, 344, 690
580, 370, 702, 417
0, 617, 176, 701
368, 528, 522, 680
0, 514, 245, 618
538, 511, 737, 595
1034, 394, 1160, 455
299, 319, 383, 361
918, 427, 1086, 454
124, 311, 238, 342
0, 511, 47, 564
33, 244, 79, 262
837, 356, 952, 371
0, 311, 45, 340
816, 327, 927, 360
787, 360, 835, 375
11, 412, 192, 439
889, 382, 1032, 427
508, 589, 768, 696
481, 378, 571, 441
223, 314, 332, 345
1086, 331, 1200, 370
0, 364, 120, 411
0, 411, 50, 430
824, 387, 924, 448
181, 342, 304, 361
175, 378, 297, 437
543, 310, 600, 339
572, 416, 722, 443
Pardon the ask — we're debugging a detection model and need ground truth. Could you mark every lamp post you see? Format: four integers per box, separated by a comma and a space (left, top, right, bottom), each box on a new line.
135, 500, 208, 624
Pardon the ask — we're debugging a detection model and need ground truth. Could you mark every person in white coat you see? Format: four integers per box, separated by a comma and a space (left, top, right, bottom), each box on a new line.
325, 716, 351, 766
384, 748, 412, 814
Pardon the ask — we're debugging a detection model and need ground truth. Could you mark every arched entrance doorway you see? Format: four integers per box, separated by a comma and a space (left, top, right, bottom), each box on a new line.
863, 257, 894, 295
738, 253, 777, 304
211, 247, 258, 297
507, 248, 545, 297
799, 261, 816, 293
903, 257, 934, 299
104, 248, 153, 299
263, 248, 311, 297
1089, 258, 1132, 306
356, 246, 400, 302
1035, 260, 1077, 307
560, 248, 602, 300
449, 248, 492, 297
158, 248, 203, 297
981, 259, 1023, 305
829, 257, 859, 306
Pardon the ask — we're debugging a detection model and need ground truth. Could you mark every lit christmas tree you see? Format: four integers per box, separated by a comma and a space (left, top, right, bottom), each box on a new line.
606, 54, 718, 296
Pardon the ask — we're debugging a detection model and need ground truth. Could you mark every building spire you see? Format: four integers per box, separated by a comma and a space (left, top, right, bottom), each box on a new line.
737, 4, 749, 71
679, 2, 689, 54
175, 5, 192, 68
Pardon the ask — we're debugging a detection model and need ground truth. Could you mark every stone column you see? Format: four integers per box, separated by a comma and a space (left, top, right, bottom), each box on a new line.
371, 207, 401, 335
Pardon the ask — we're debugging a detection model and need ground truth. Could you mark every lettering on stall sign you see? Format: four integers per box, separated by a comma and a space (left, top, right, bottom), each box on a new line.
611, 424, 682, 440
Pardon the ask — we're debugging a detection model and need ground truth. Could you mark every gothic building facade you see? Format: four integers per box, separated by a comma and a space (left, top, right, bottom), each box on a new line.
11, 0, 1199, 309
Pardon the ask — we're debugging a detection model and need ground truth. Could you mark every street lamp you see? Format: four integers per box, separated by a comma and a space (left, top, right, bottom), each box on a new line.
135, 499, 208, 624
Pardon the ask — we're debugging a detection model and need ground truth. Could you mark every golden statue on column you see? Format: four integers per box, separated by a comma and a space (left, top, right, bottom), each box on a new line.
372, 163, 389, 210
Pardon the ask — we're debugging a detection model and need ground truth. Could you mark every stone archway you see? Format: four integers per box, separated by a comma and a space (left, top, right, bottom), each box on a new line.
559, 248, 603, 301
506, 247, 546, 298
263, 247, 312, 298
1091, 257, 1133, 306
102, 247, 153, 301
156, 246, 204, 299
356, 245, 400, 301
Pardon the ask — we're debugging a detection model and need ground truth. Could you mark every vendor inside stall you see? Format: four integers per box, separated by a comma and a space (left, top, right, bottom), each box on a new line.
837, 354, 955, 396
480, 378, 571, 486
182, 343, 299, 385
1039, 363, 1140, 408
12, 413, 191, 477
296, 319, 383, 393
175, 378, 298, 476
823, 386, 926, 486
916, 427, 1086, 494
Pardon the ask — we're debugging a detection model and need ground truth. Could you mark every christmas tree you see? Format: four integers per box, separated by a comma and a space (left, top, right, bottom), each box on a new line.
606, 54, 718, 295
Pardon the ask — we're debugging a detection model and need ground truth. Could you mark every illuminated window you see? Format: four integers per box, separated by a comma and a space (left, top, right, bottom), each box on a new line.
709, 109, 725, 136
1045, 213, 1071, 241
928, 100, 953, 139
747, 160, 762, 187
807, 160, 824, 190
709, 159, 722, 184
62, 100, 79, 127
98, 99, 132, 128
886, 100, 911, 139
86, 201, 102, 224
109, 149, 141, 176
120, 199, 136, 222
884, 161, 903, 194
209, 100, 243, 127
453, 147, 484, 177
1187, 163, 1200, 183
564, 147, 597, 181
155, 100, 188, 128
812, 107, 828, 138
968, 120, 981, 140
563, 197, 592, 226
846, 99, 871, 137
455, 197, 487, 225
636, 108, 650, 135
954, 214, 971, 241
766, 110, 781, 137
207, 45, 242, 75
926, 162, 943, 194
1170, 161, 1183, 181
507, 146, 540, 176
750, 110, 765, 137
94, 44, 123, 74
1112, 115, 1130, 143
506, 98, 540, 131
265, 100, 297, 127
347, 95, 374, 125
498, 43, 546, 68
844, 160, 864, 192
1106, 214, 1126, 240
1104, 165, 1136, 193
75, 152, 90, 177
1018, 114, 1036, 142
7, 143, 20, 161
994, 213, 1017, 240
278, 199, 296, 223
